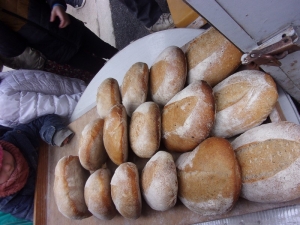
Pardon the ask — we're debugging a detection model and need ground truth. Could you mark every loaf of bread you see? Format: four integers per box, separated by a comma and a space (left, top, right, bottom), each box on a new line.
185, 27, 242, 87
96, 78, 121, 119
84, 168, 116, 220
111, 162, 142, 219
78, 118, 107, 172
162, 80, 215, 152
129, 101, 161, 158
176, 137, 241, 216
121, 62, 149, 116
211, 70, 278, 138
54, 155, 91, 220
103, 104, 128, 165
149, 46, 187, 106
232, 121, 300, 203
141, 151, 178, 211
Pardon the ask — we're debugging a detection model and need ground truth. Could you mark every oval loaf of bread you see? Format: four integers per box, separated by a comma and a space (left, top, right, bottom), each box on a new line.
97, 78, 121, 119
121, 62, 149, 116
78, 118, 107, 172
84, 168, 116, 220
176, 137, 241, 216
103, 104, 128, 165
162, 80, 215, 152
185, 27, 242, 87
141, 151, 178, 211
129, 101, 161, 158
232, 121, 300, 203
211, 70, 278, 138
149, 46, 187, 106
54, 155, 91, 220
111, 162, 142, 219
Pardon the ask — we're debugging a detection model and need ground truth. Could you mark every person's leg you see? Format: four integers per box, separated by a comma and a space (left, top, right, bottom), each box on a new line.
118, 0, 162, 27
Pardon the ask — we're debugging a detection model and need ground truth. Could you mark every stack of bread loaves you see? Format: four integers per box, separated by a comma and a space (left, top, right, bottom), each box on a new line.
53, 27, 300, 222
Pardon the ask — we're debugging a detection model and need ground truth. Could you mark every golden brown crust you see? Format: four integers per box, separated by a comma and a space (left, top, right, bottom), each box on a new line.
103, 104, 128, 165
78, 119, 107, 172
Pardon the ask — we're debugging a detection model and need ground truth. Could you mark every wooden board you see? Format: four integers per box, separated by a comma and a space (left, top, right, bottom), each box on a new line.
34, 105, 300, 225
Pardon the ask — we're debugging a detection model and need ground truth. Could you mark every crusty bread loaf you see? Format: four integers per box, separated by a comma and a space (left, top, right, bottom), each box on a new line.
162, 80, 215, 152
111, 162, 142, 219
211, 70, 278, 138
97, 78, 121, 119
103, 104, 128, 165
185, 27, 242, 87
232, 121, 300, 203
149, 46, 187, 106
54, 155, 92, 220
121, 62, 149, 116
78, 118, 107, 172
129, 101, 161, 158
141, 151, 178, 211
84, 168, 116, 220
176, 137, 241, 216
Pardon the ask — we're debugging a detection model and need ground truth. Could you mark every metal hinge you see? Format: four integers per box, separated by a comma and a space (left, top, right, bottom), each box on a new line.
241, 27, 300, 67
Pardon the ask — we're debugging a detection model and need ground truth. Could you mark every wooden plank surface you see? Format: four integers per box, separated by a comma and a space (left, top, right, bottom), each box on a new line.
34, 106, 300, 225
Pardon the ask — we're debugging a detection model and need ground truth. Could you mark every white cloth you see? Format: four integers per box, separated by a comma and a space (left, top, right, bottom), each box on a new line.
0, 69, 86, 127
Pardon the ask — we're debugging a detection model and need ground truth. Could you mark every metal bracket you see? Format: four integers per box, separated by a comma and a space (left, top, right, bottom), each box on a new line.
241, 27, 300, 67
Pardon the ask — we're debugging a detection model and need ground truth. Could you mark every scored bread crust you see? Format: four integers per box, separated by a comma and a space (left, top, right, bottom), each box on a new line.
121, 62, 149, 117
129, 101, 161, 158
54, 155, 91, 220
211, 70, 278, 138
162, 80, 215, 152
150, 46, 187, 106
78, 118, 107, 172
84, 168, 116, 220
185, 27, 242, 87
96, 78, 121, 119
103, 104, 128, 165
111, 162, 142, 219
176, 137, 241, 216
232, 121, 300, 203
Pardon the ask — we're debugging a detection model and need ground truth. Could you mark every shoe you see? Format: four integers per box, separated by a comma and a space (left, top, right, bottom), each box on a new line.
67, 0, 86, 9
147, 13, 175, 33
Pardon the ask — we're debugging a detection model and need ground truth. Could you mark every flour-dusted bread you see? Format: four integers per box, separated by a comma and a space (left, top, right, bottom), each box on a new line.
141, 151, 178, 211
211, 70, 278, 138
232, 121, 300, 203
129, 101, 161, 158
111, 162, 142, 219
176, 137, 241, 216
103, 104, 128, 165
78, 118, 107, 172
54, 155, 91, 220
162, 80, 215, 152
84, 168, 116, 220
149, 46, 187, 106
121, 62, 149, 116
185, 27, 242, 87
97, 78, 121, 119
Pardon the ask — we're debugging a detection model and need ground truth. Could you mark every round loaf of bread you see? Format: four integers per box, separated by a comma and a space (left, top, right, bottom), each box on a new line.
232, 121, 300, 203
121, 62, 149, 116
84, 168, 116, 220
103, 104, 128, 165
111, 162, 142, 219
162, 80, 215, 152
149, 46, 187, 106
185, 27, 242, 87
211, 70, 278, 138
54, 155, 92, 220
78, 118, 107, 172
141, 151, 178, 211
176, 137, 241, 216
129, 101, 161, 158
96, 78, 121, 119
